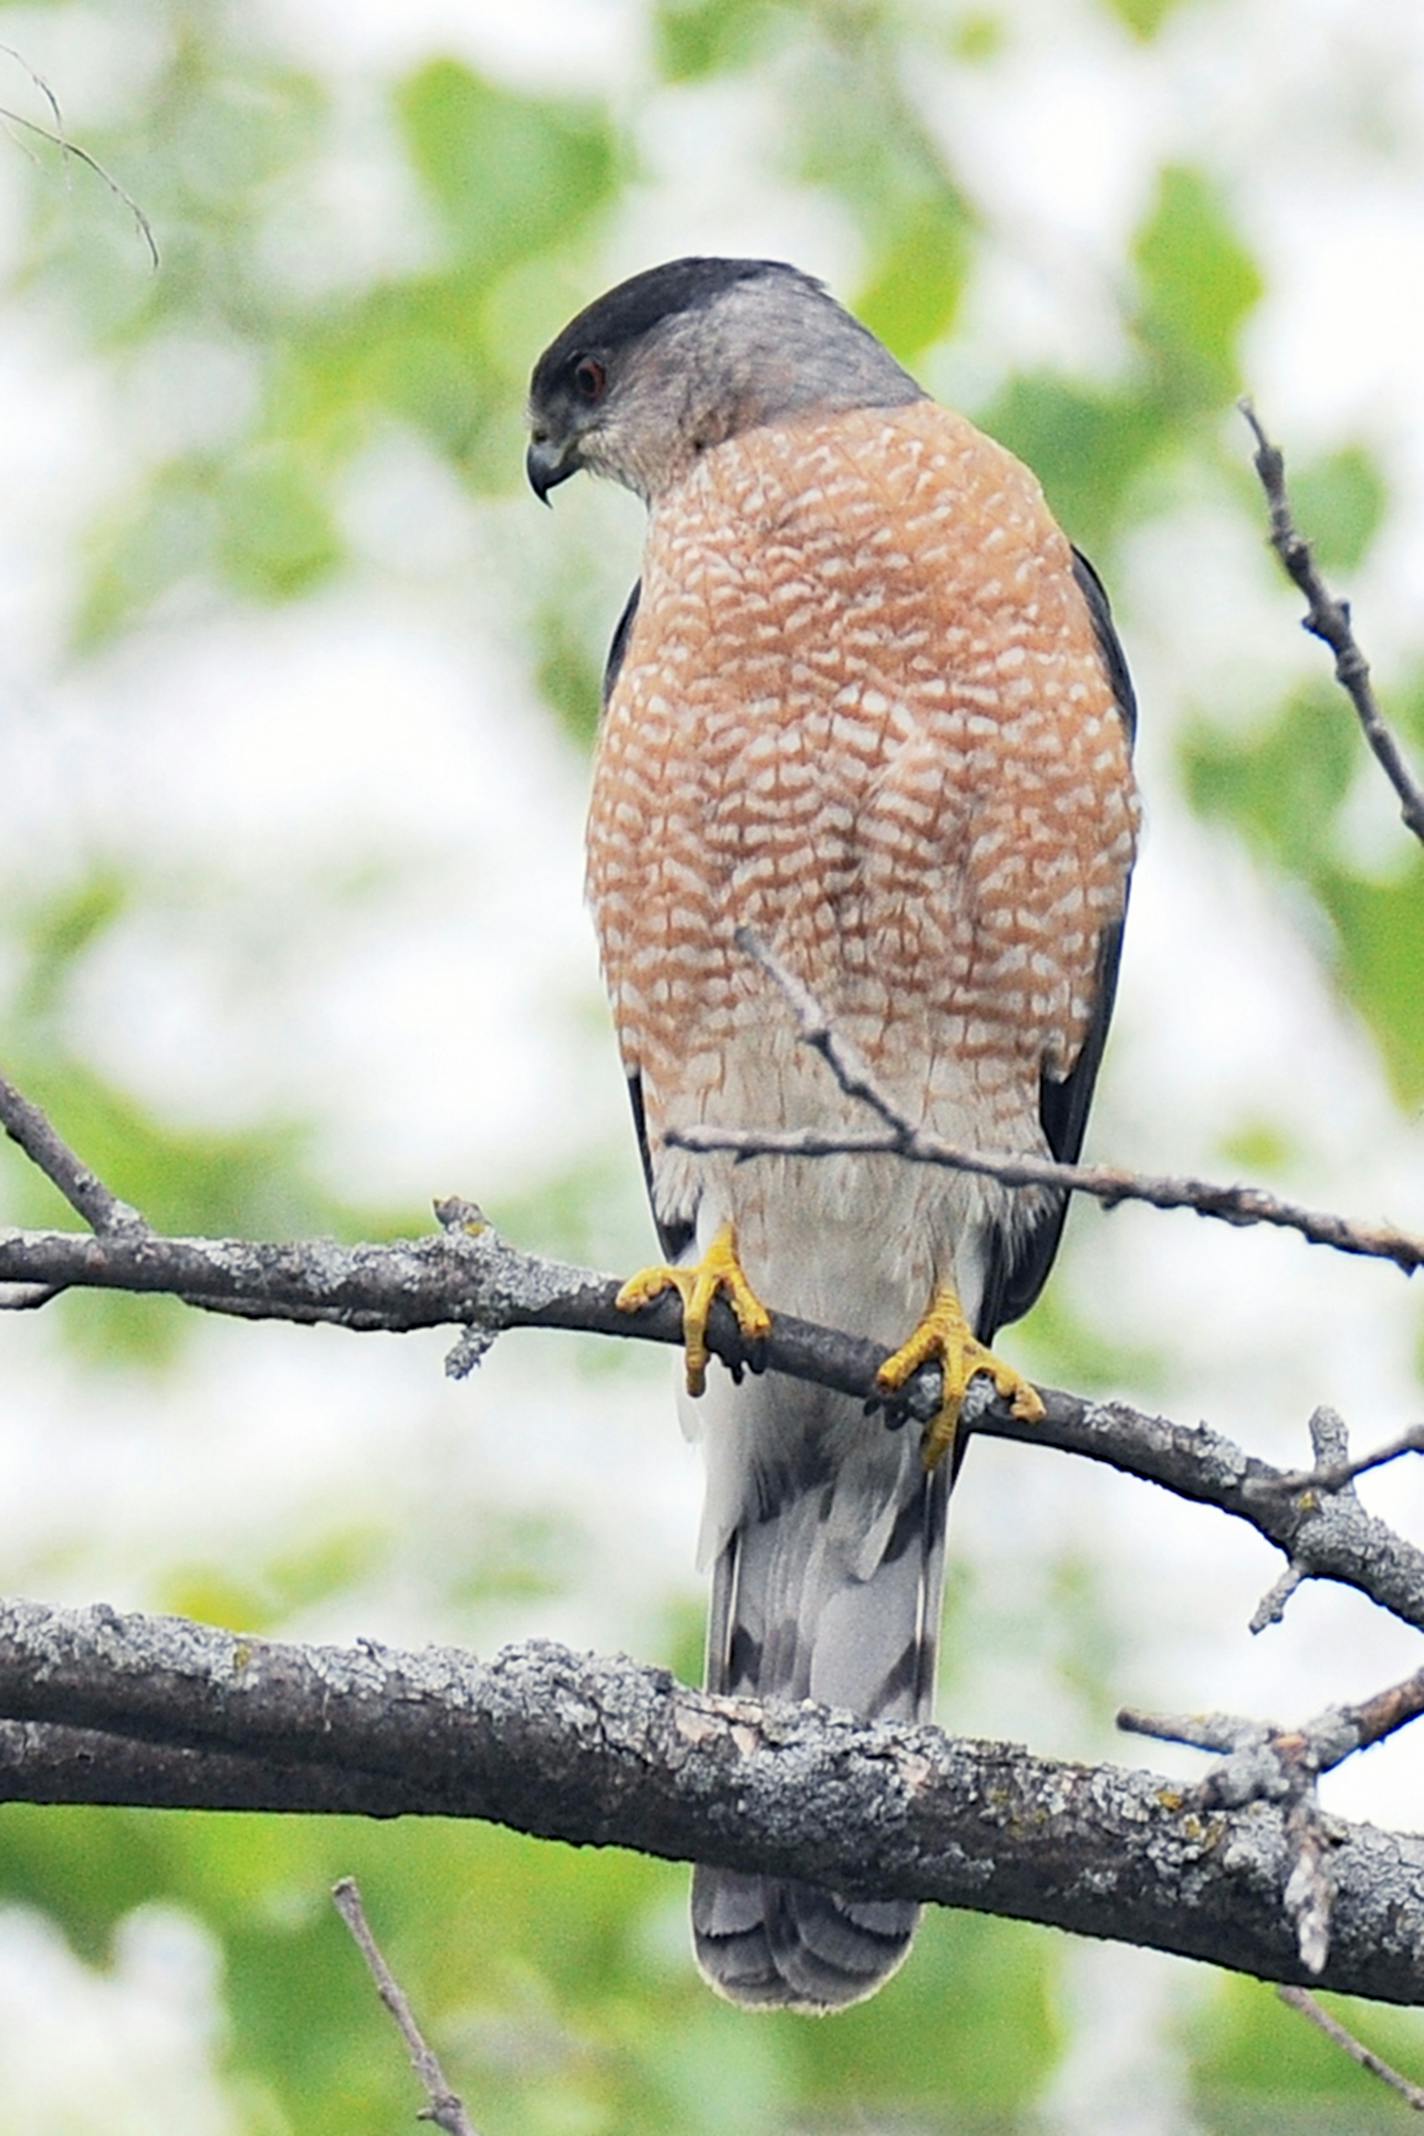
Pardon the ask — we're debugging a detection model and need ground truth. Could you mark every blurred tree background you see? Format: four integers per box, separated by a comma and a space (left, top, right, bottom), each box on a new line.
0, 0, 1421, 2129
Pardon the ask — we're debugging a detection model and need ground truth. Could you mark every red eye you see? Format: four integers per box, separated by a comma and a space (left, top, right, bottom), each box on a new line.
573, 355, 606, 403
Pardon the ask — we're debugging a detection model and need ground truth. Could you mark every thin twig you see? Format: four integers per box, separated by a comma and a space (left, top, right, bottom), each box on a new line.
729, 923, 909, 1135
331, 1878, 480, 2136
0, 44, 65, 145
1278, 1986, 1424, 2112
669, 934, 1424, 1275
1118, 1663, 1424, 1783
1332, 1668, 1424, 1767
0, 103, 158, 268
1263, 1421, 1424, 1499
1242, 401, 1424, 847
0, 1068, 147, 1235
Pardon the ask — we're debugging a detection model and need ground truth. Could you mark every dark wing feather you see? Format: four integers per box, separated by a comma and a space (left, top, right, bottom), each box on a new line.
627, 1067, 694, 1262
603, 579, 641, 707
603, 579, 693, 1262
977, 546, 1137, 1341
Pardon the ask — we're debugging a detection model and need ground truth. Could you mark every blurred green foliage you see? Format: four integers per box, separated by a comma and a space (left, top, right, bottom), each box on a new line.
1183, 677, 1424, 1103
0, 0, 1421, 2129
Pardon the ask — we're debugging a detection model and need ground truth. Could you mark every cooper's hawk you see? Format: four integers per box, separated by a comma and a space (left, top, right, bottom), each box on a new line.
527, 258, 1139, 2012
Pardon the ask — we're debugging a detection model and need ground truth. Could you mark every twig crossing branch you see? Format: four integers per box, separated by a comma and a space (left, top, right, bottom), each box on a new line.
666, 934, 1424, 1276
1120, 1660, 1424, 1974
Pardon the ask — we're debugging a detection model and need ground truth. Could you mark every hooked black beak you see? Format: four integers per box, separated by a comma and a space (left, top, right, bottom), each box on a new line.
526, 435, 578, 505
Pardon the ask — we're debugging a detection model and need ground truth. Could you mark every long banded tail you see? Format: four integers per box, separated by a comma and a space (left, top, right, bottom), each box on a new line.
692, 1419, 951, 2013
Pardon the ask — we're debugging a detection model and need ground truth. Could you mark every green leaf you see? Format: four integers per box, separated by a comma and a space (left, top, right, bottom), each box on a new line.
1182, 684, 1359, 880
75, 462, 221, 649
1322, 859, 1424, 1104
652, 0, 775, 79
976, 376, 1168, 554
855, 198, 971, 360
216, 446, 342, 600
1285, 444, 1389, 574
1102, 0, 1194, 38
1183, 687, 1424, 1103
1133, 165, 1264, 409
1217, 1118, 1301, 1178
949, 14, 1007, 62
395, 61, 617, 277
783, 1909, 1062, 2111
534, 589, 607, 749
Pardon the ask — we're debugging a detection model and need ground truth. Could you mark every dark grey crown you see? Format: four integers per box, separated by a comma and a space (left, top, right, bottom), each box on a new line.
529, 258, 798, 405
527, 257, 923, 503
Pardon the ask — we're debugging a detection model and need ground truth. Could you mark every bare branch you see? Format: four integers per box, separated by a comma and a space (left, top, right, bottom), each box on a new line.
1, 1602, 1423, 2005
1120, 1661, 1424, 1976
1278, 1986, 1424, 2113
1119, 1664, 1424, 1789
1, 1217, 1422, 1634
1265, 1422, 1424, 1499
729, 923, 910, 1136
1242, 401, 1424, 847
1250, 1561, 1306, 1635
0, 43, 65, 143
0, 100, 158, 268
0, 1067, 147, 1235
1332, 1668, 1424, 1767
669, 936, 1424, 1276
332, 1879, 481, 2136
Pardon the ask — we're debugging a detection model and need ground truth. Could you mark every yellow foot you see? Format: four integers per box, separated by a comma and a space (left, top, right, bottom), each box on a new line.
615, 1222, 771, 1397
877, 1282, 1045, 1472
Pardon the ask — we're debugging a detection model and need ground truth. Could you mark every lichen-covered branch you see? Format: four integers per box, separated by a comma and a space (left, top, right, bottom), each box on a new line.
0, 1600, 1421, 2005
1120, 1660, 1424, 1975
1, 1221, 1422, 1635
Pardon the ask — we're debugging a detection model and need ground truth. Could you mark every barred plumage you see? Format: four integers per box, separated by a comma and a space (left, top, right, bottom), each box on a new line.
530, 260, 1139, 2011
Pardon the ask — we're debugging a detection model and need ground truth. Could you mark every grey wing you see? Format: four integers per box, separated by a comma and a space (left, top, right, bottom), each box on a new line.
977, 547, 1136, 1340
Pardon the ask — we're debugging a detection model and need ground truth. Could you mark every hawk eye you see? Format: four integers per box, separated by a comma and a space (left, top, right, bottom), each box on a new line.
573, 355, 606, 403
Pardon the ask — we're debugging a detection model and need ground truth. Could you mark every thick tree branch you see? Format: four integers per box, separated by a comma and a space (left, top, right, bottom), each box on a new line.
1241, 401, 1424, 847
1, 1221, 1422, 1634
0, 1601, 1421, 2006
665, 933, 1424, 1276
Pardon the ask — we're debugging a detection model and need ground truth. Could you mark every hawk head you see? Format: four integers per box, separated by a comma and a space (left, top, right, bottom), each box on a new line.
526, 256, 922, 505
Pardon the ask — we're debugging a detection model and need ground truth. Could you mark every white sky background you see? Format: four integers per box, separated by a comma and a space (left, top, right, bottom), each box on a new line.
0, 0, 1422, 2126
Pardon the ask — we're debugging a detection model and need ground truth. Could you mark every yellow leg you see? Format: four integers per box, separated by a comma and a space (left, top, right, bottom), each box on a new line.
616, 1223, 772, 1397
877, 1281, 1045, 1472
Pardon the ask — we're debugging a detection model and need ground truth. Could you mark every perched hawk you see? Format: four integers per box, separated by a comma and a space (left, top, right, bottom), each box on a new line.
528, 258, 1139, 2013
